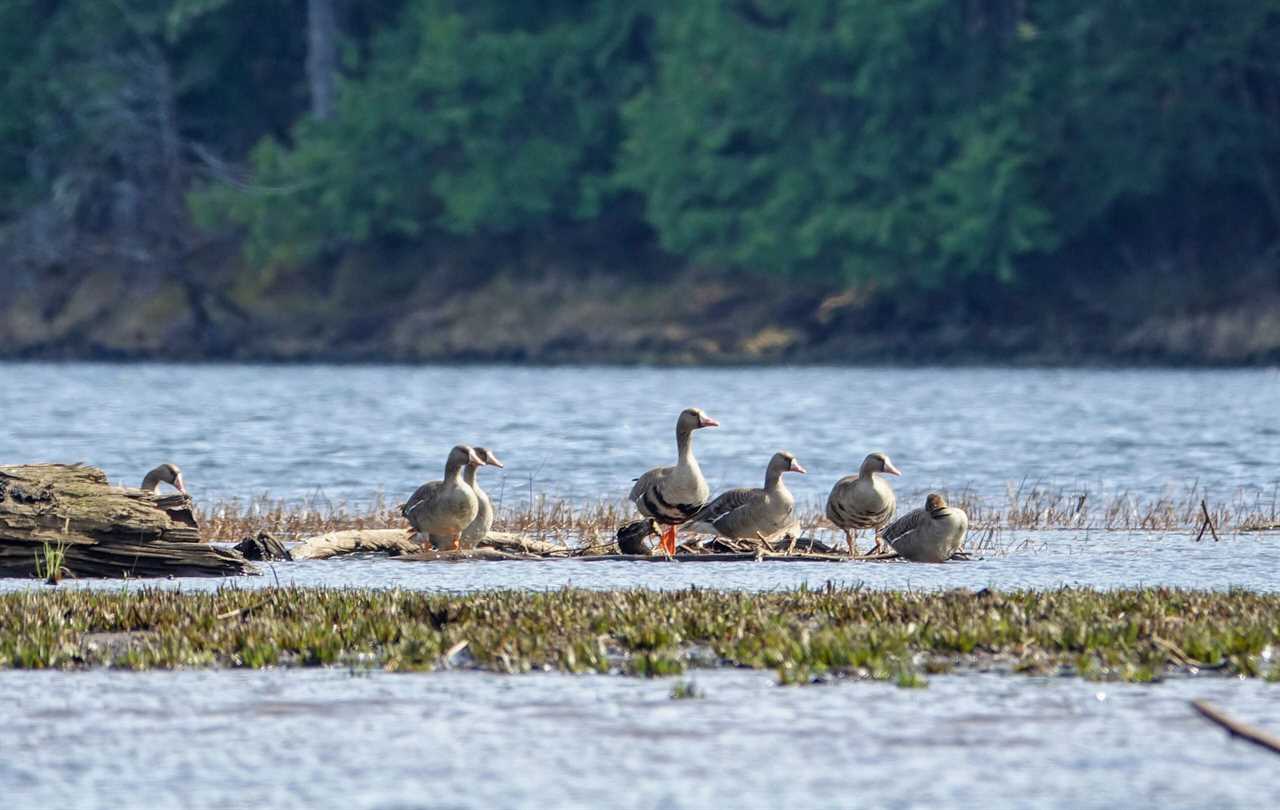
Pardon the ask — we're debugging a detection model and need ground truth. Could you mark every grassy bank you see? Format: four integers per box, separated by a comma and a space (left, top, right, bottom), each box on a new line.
4, 587, 1279, 685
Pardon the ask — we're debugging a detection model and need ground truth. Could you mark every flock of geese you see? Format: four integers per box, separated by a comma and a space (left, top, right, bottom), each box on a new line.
400, 408, 969, 563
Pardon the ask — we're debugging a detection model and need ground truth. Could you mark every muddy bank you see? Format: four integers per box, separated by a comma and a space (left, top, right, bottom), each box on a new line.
3, 243, 1279, 365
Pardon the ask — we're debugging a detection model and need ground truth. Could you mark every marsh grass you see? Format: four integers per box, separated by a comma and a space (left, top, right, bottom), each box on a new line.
33, 540, 68, 585
196, 483, 1280, 544
4, 586, 1280, 686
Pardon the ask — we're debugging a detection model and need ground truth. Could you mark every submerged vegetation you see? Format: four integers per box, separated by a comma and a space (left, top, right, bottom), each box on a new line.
4, 587, 1280, 685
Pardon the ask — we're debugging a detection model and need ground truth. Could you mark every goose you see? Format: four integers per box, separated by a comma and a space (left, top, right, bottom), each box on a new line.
629, 407, 719, 555
140, 463, 186, 494
685, 451, 805, 542
880, 493, 968, 563
429, 447, 503, 550
402, 445, 484, 551
825, 452, 901, 555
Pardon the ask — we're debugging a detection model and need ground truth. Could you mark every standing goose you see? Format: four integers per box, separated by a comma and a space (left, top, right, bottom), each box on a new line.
629, 407, 719, 555
685, 451, 806, 542
141, 463, 186, 494
402, 445, 484, 551
429, 447, 504, 550
825, 452, 901, 555
880, 493, 968, 563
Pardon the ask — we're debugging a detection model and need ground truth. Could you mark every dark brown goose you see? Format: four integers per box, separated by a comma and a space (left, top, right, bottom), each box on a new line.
629, 407, 719, 555
140, 463, 186, 494
429, 447, 503, 549
402, 445, 484, 551
825, 452, 900, 555
880, 493, 968, 563
685, 451, 805, 542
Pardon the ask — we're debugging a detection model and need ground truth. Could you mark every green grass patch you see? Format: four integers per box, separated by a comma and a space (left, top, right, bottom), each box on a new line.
1, 586, 1279, 685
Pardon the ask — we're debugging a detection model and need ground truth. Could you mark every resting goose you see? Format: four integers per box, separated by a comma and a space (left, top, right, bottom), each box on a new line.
141, 463, 186, 494
430, 447, 504, 550
685, 451, 805, 542
880, 493, 968, 563
629, 407, 719, 555
825, 452, 901, 555
402, 445, 484, 551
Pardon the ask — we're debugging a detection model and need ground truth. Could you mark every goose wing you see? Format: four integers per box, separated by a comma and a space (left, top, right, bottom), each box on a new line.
881, 506, 928, 545
630, 465, 704, 524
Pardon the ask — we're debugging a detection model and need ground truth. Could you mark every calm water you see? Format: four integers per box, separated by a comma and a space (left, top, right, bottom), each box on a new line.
2, 363, 1278, 509
1, 528, 1277, 595
4, 668, 1280, 810
4, 363, 1280, 808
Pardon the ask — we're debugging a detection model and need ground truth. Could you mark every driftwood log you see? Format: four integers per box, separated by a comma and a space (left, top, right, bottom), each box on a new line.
0, 464, 253, 579
289, 528, 567, 560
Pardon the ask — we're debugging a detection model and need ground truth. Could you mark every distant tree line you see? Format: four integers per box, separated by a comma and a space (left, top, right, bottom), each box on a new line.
2, 0, 1278, 288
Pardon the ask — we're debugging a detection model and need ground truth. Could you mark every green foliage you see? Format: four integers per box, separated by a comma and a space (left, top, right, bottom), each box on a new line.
196, 0, 653, 265
4, 1, 1280, 287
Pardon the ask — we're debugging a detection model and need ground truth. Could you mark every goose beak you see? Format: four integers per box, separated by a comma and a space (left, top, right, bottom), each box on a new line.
487, 455, 505, 469
699, 415, 720, 428
790, 460, 807, 474
174, 474, 187, 494
884, 461, 902, 477
467, 451, 484, 466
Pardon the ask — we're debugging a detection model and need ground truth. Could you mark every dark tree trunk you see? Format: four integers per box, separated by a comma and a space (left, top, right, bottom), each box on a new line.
307, 0, 340, 120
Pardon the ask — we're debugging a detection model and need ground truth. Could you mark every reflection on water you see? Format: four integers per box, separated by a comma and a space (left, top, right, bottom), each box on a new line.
2, 363, 1278, 510
3, 668, 1279, 810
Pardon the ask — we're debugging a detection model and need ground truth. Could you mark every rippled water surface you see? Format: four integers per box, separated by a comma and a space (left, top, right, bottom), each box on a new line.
4, 668, 1280, 810
2, 363, 1278, 508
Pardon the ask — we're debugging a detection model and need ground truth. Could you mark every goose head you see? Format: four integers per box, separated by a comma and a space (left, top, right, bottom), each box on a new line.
141, 463, 186, 494
445, 445, 485, 476
925, 493, 949, 516
677, 407, 720, 435
860, 452, 901, 477
475, 447, 504, 469
766, 451, 807, 485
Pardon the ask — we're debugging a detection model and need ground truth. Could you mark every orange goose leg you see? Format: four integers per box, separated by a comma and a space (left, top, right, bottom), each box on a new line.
659, 525, 678, 556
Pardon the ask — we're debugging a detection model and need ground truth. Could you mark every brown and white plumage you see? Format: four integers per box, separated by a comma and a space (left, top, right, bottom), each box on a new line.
141, 463, 186, 494
629, 407, 719, 554
685, 451, 806, 542
403, 445, 484, 551
825, 452, 900, 555
430, 446, 503, 550
881, 493, 968, 563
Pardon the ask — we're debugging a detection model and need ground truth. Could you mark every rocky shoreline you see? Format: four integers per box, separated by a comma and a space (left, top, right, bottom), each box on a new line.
3, 256, 1279, 366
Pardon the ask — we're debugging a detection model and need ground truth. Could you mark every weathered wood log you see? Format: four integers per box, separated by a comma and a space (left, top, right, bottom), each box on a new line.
0, 464, 253, 578
289, 529, 421, 560
395, 547, 542, 562
1192, 700, 1280, 755
290, 528, 567, 560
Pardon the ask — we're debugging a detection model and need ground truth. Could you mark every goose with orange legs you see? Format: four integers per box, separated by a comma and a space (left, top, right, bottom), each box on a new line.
403, 445, 484, 552
825, 452, 900, 555
629, 407, 719, 555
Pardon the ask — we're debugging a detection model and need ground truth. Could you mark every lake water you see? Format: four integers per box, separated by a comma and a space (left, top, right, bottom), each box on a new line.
3, 363, 1280, 808
4, 667, 1279, 810
2, 363, 1278, 510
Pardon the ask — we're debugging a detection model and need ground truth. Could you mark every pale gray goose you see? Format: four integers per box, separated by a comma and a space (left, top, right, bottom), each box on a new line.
685, 451, 805, 542
402, 445, 484, 551
825, 452, 901, 555
880, 493, 968, 563
141, 463, 186, 494
629, 407, 719, 554
429, 447, 503, 550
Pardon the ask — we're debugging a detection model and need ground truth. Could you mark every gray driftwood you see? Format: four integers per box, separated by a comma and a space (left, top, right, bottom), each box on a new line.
289, 528, 566, 560
0, 464, 253, 578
